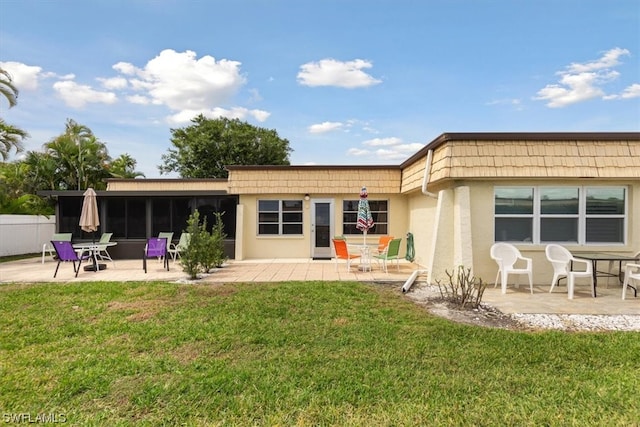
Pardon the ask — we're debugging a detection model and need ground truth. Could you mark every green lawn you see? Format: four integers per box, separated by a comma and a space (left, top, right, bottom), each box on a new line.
1, 280, 638, 426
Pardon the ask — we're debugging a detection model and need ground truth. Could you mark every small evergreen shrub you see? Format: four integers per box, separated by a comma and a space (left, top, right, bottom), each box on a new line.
435, 266, 487, 309
179, 210, 228, 279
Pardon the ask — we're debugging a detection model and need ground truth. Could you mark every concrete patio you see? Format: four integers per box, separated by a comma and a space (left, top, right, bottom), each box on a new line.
1, 256, 638, 316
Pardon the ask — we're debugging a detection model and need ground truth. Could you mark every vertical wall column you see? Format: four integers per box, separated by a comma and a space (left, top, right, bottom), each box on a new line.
426, 189, 453, 284
453, 186, 473, 272
235, 204, 244, 260
426, 186, 473, 284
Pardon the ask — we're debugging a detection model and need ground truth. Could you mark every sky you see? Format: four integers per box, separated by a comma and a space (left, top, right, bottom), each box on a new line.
1, 0, 639, 178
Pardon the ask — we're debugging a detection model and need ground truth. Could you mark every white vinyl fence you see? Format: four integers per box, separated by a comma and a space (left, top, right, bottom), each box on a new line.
0, 215, 56, 257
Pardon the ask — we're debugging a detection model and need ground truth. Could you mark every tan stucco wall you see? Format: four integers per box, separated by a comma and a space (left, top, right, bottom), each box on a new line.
236, 193, 409, 259
467, 179, 640, 287
404, 179, 639, 287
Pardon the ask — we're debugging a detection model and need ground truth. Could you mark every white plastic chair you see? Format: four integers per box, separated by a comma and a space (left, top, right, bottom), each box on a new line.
622, 263, 640, 300
490, 243, 533, 294
606, 250, 640, 288
545, 244, 593, 299
168, 233, 190, 261
42, 233, 73, 263
94, 232, 115, 266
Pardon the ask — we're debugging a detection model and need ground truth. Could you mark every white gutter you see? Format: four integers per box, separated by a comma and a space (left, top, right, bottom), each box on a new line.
421, 149, 438, 199
402, 149, 437, 292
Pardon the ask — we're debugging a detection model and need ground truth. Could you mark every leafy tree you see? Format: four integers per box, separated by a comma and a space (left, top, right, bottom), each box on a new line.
44, 119, 111, 190
159, 115, 292, 178
109, 153, 145, 178
0, 193, 53, 215
22, 151, 59, 191
0, 68, 28, 160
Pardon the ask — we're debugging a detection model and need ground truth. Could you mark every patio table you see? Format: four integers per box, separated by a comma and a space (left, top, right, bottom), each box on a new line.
73, 242, 117, 272
572, 252, 639, 298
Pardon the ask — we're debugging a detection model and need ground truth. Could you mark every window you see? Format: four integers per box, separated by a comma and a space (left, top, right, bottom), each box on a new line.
107, 198, 147, 239
342, 200, 388, 235
258, 200, 303, 235
495, 186, 627, 244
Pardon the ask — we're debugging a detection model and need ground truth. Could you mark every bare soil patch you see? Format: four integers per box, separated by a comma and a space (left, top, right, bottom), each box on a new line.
402, 283, 527, 330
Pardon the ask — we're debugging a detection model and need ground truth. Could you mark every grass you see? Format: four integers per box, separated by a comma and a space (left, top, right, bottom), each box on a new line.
1, 280, 638, 426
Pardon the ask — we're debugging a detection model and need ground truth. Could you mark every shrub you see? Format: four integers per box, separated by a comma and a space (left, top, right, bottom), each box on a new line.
435, 266, 487, 309
179, 210, 228, 279
210, 211, 227, 268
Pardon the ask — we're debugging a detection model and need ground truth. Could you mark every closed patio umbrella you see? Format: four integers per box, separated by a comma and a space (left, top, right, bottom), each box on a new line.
356, 186, 374, 245
79, 187, 101, 271
79, 187, 100, 239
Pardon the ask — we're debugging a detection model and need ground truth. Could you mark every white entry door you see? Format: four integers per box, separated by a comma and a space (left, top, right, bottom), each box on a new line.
311, 199, 334, 259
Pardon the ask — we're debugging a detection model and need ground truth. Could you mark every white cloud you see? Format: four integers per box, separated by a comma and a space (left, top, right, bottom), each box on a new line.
534, 47, 637, 108
297, 58, 382, 88
348, 137, 424, 162
604, 83, 640, 100
308, 121, 343, 133
52, 80, 117, 108
567, 47, 629, 73
347, 148, 370, 157
99, 76, 128, 90
0, 61, 42, 91
127, 94, 152, 105
114, 49, 246, 111
166, 106, 270, 125
375, 148, 409, 160
619, 83, 640, 99
486, 98, 523, 110
363, 137, 402, 147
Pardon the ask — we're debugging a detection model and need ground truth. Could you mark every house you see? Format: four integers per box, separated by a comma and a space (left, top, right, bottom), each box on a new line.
43, 132, 640, 285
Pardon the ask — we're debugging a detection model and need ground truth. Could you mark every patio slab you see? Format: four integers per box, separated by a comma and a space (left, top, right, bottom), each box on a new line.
1, 256, 638, 316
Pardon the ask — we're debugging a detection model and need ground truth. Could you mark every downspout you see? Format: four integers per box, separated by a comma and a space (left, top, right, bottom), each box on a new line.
402, 150, 437, 292
421, 149, 438, 199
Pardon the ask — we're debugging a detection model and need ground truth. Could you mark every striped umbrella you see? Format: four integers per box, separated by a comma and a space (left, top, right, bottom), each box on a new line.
355, 186, 374, 245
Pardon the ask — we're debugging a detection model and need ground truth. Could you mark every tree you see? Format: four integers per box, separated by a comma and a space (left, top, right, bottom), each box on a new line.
0, 119, 28, 161
0, 68, 18, 108
0, 68, 28, 160
44, 119, 111, 190
109, 153, 145, 178
159, 115, 292, 178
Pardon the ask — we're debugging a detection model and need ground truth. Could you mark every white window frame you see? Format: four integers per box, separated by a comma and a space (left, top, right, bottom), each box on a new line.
494, 186, 627, 245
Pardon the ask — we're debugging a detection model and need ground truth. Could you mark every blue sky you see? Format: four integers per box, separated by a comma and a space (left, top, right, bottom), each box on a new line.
1, 0, 639, 178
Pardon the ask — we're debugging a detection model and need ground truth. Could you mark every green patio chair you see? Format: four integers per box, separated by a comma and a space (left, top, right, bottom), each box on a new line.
168, 232, 191, 261
95, 232, 115, 266
373, 238, 402, 273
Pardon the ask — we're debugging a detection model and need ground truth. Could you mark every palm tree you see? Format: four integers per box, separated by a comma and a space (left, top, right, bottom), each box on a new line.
0, 68, 28, 160
0, 119, 27, 161
109, 153, 145, 178
44, 119, 111, 190
0, 68, 18, 108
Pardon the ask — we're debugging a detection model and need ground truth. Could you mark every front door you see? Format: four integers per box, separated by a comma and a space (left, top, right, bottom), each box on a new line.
311, 199, 334, 259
